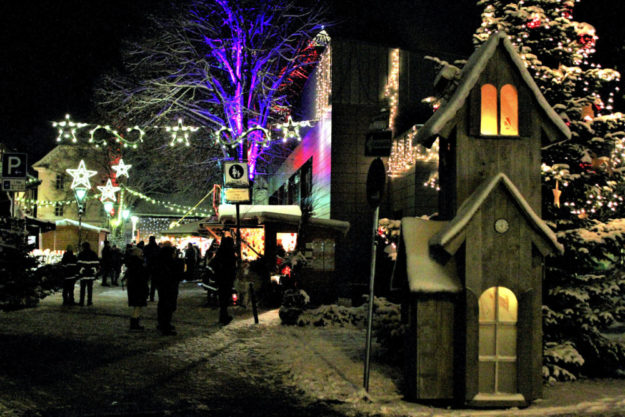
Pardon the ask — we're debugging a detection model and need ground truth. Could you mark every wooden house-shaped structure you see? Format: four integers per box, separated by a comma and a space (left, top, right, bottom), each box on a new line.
393, 32, 569, 407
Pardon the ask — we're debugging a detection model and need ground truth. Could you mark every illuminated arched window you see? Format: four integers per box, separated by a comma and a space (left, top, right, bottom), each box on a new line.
478, 286, 518, 394
480, 84, 498, 135
500, 84, 518, 135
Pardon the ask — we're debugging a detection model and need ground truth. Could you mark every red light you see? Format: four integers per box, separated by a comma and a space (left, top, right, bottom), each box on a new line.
232, 293, 238, 303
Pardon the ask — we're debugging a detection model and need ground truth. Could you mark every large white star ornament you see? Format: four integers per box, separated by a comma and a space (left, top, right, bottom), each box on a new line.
97, 179, 121, 202
66, 160, 97, 189
112, 159, 132, 178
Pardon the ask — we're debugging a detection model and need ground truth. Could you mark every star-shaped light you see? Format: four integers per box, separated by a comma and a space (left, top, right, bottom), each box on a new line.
66, 160, 97, 189
97, 179, 121, 202
165, 118, 199, 147
112, 159, 132, 179
52, 114, 88, 143
276, 116, 312, 142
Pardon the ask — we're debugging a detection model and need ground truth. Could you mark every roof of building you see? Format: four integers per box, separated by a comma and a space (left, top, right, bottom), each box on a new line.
429, 172, 564, 256
32, 145, 79, 169
397, 217, 462, 293
413, 32, 571, 148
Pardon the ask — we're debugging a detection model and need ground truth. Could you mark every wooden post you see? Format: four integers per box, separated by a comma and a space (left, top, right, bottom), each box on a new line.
249, 282, 259, 324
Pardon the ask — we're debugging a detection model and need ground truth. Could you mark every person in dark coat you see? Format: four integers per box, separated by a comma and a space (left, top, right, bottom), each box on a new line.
77, 242, 99, 306
111, 244, 123, 286
60, 245, 78, 305
184, 242, 197, 280
125, 247, 148, 331
155, 241, 183, 335
211, 236, 237, 325
143, 236, 160, 302
100, 240, 113, 286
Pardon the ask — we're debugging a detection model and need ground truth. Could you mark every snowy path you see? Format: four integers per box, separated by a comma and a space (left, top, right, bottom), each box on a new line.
1, 283, 625, 416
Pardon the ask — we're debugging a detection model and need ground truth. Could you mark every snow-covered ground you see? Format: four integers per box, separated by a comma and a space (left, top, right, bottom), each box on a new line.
252, 309, 625, 416
1, 283, 625, 416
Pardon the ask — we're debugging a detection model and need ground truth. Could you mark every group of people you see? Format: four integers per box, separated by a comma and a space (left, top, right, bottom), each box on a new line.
59, 235, 238, 334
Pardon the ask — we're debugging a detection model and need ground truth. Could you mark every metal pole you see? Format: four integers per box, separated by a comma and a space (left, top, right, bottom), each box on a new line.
363, 205, 379, 392
77, 209, 83, 250
235, 203, 242, 260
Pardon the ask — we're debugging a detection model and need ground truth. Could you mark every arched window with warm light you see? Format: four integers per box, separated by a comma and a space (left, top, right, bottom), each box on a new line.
500, 84, 518, 135
480, 84, 498, 136
480, 84, 519, 136
478, 286, 518, 394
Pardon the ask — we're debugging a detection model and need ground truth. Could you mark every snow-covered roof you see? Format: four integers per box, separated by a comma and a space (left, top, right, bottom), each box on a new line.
429, 173, 564, 256
219, 204, 302, 221
413, 32, 571, 148
399, 217, 462, 293
54, 219, 110, 233
218, 204, 350, 235
162, 219, 212, 236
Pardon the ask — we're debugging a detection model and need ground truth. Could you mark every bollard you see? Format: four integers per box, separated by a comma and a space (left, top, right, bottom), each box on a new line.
249, 282, 259, 324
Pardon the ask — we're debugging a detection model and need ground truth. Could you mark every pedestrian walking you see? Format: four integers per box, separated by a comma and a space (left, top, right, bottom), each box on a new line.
185, 242, 198, 280
143, 236, 159, 302
100, 240, 113, 286
211, 236, 237, 325
60, 245, 78, 305
124, 247, 148, 331
77, 242, 99, 306
155, 241, 183, 335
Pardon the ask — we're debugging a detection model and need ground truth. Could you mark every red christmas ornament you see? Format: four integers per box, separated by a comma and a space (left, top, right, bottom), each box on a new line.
526, 14, 541, 29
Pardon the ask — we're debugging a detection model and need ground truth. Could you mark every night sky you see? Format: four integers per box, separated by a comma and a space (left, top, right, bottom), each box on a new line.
1, 0, 624, 163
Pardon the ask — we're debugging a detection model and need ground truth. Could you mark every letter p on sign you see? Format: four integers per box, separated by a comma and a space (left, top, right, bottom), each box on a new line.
2, 153, 28, 178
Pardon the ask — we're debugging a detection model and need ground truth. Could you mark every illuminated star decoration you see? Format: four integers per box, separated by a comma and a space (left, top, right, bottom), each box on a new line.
112, 159, 132, 179
52, 114, 88, 143
166, 118, 199, 147
276, 116, 312, 142
66, 160, 97, 189
97, 179, 121, 202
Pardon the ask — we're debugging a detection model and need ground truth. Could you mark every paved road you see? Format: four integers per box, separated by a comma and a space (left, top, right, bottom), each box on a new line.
0, 282, 352, 417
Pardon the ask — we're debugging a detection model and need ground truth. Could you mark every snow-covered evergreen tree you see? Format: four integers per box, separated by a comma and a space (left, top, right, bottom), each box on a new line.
475, 0, 625, 380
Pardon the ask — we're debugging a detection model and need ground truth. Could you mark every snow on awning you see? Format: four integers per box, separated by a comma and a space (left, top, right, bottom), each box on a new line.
218, 204, 350, 235
54, 219, 110, 233
400, 217, 462, 293
219, 205, 302, 223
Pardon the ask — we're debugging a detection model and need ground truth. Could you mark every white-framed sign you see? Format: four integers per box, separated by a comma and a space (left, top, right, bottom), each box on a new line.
224, 161, 249, 187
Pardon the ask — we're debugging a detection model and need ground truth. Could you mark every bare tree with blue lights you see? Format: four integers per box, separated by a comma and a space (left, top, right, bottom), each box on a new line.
96, 0, 327, 180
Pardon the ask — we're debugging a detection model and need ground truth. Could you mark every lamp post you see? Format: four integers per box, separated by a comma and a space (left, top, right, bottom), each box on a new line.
67, 159, 97, 251
74, 186, 88, 249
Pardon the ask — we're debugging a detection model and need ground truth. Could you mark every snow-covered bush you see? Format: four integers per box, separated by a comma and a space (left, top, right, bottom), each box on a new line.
543, 341, 584, 383
296, 297, 404, 361
279, 289, 311, 325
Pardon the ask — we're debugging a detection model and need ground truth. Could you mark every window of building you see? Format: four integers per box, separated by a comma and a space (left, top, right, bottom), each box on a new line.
478, 286, 518, 394
54, 203, 64, 217
480, 84, 518, 136
55, 174, 65, 190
